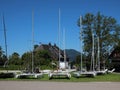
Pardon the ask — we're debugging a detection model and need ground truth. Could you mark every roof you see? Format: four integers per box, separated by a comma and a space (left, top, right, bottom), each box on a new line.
109, 46, 120, 59
35, 43, 68, 61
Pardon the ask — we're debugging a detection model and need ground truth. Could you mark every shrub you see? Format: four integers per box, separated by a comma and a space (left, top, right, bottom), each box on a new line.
0, 72, 15, 78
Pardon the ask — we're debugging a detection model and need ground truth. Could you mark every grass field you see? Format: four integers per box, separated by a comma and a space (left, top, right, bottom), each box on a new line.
0, 73, 120, 82
43, 73, 120, 82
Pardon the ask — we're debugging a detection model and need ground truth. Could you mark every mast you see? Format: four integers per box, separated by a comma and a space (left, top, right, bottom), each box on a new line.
3, 14, 8, 60
3, 14, 8, 69
80, 16, 83, 72
32, 10, 34, 73
92, 29, 95, 71
97, 36, 100, 71
63, 28, 66, 69
58, 8, 61, 69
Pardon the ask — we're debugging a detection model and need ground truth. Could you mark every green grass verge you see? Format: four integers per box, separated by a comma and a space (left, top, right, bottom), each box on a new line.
0, 73, 120, 82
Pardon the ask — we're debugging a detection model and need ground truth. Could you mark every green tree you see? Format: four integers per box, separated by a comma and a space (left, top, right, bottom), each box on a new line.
0, 46, 2, 58
0, 46, 6, 65
21, 52, 32, 70
0, 46, 3, 65
75, 55, 80, 70
34, 44, 39, 50
77, 12, 120, 68
21, 50, 52, 70
113, 25, 120, 47
34, 50, 51, 66
9, 52, 21, 65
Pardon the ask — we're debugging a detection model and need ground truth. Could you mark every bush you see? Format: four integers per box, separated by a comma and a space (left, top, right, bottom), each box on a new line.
0, 72, 15, 78
17, 75, 31, 79
40, 65, 52, 70
7, 65, 21, 70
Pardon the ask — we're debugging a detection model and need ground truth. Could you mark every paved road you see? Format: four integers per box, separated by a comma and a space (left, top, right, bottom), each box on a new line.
0, 81, 120, 90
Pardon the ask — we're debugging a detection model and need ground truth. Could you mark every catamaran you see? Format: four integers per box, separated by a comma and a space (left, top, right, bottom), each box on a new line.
95, 36, 108, 75
48, 8, 71, 79
16, 10, 43, 79
73, 16, 96, 78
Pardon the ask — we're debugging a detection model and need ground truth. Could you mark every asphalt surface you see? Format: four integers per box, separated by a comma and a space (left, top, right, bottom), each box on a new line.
0, 81, 120, 90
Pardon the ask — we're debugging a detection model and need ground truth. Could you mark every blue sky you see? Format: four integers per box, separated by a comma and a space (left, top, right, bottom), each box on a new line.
0, 0, 120, 56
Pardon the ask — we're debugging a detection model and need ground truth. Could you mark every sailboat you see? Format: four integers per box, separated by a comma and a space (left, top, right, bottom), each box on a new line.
73, 16, 96, 77
16, 10, 43, 79
1, 14, 19, 78
95, 36, 108, 75
48, 8, 71, 79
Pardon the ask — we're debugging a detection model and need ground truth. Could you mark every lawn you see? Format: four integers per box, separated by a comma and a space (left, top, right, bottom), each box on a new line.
0, 73, 120, 82
44, 73, 120, 82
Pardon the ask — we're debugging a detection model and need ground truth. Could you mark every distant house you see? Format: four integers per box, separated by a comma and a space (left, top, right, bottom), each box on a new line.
109, 46, 120, 72
35, 43, 69, 69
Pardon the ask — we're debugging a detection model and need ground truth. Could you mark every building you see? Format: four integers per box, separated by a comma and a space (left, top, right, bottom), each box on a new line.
109, 46, 120, 72
35, 43, 69, 69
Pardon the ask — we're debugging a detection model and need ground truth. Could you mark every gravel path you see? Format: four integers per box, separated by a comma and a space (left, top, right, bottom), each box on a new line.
0, 81, 120, 90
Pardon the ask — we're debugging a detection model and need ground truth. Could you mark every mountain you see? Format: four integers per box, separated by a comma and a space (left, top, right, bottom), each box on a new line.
65, 49, 80, 62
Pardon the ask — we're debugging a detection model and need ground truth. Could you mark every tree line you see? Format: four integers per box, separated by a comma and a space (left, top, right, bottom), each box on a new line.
0, 46, 52, 71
